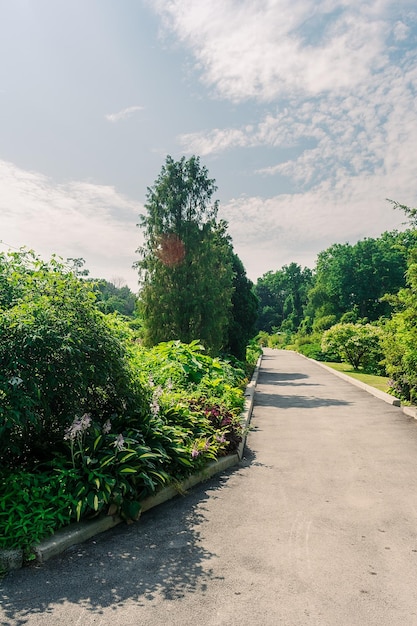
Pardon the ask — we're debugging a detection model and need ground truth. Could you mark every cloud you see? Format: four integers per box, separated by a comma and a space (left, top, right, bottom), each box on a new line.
0, 161, 143, 290
152, 0, 413, 102
221, 170, 408, 281
179, 45, 417, 196
105, 105, 144, 123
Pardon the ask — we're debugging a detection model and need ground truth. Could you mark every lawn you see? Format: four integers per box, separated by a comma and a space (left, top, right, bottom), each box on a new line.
322, 362, 390, 393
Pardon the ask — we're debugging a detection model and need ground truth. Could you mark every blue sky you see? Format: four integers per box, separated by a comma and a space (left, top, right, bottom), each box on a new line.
1, 0, 416, 290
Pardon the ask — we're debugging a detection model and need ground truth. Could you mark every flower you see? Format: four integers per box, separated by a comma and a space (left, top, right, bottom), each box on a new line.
8, 376, 23, 387
64, 414, 92, 441
150, 385, 163, 416
64, 419, 83, 441
150, 399, 160, 416
102, 419, 111, 434
80, 413, 92, 429
191, 447, 200, 459
112, 434, 125, 452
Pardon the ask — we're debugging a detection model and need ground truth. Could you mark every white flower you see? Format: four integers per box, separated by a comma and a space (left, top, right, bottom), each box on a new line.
112, 434, 125, 452
9, 376, 23, 387
102, 419, 111, 434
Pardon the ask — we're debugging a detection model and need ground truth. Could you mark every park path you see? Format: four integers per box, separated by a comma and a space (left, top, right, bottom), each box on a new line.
2, 349, 417, 625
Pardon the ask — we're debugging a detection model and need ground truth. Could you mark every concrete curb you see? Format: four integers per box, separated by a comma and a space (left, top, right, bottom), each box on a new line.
30, 354, 262, 566
307, 357, 401, 406
295, 351, 417, 420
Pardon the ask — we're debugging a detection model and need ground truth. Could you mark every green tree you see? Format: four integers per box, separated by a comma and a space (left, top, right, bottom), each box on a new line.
136, 155, 234, 354
321, 322, 383, 370
307, 231, 414, 324
254, 263, 313, 333
225, 252, 258, 361
91, 279, 138, 317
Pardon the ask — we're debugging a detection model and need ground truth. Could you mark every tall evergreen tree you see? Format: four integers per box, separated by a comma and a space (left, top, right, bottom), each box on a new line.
136, 155, 234, 354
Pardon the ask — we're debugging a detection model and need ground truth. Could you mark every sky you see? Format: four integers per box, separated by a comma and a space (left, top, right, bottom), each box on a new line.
1, 0, 416, 291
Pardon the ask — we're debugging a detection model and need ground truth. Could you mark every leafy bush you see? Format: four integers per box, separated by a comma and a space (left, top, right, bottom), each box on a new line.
322, 322, 383, 370
0, 251, 148, 466
296, 342, 328, 361
381, 256, 417, 402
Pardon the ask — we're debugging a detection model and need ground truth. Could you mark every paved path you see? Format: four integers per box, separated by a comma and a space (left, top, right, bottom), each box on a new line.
2, 349, 417, 625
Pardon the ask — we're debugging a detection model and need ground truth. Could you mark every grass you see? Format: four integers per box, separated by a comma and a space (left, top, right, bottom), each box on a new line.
322, 362, 390, 393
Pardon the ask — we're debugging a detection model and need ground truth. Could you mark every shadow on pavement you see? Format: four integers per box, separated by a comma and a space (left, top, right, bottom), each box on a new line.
0, 464, 250, 625
255, 390, 351, 409
260, 371, 309, 382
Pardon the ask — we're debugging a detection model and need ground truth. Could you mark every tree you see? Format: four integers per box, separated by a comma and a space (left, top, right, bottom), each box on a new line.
91, 279, 138, 317
225, 252, 259, 361
321, 322, 383, 370
306, 231, 414, 324
136, 155, 234, 354
254, 263, 313, 333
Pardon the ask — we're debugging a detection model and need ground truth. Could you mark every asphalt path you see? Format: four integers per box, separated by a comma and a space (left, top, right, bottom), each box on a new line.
2, 349, 417, 625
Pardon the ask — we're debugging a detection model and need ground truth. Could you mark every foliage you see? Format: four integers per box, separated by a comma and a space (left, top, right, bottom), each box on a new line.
381, 248, 417, 402
225, 252, 259, 360
132, 340, 246, 412
254, 263, 313, 333
321, 322, 383, 371
246, 339, 263, 366
387, 198, 417, 227
91, 279, 138, 317
0, 468, 76, 559
136, 155, 234, 354
50, 414, 171, 522
306, 230, 416, 323
0, 251, 147, 466
296, 341, 329, 361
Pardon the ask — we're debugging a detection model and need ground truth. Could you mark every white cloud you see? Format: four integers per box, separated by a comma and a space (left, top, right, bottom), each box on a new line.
0, 161, 143, 290
105, 105, 144, 123
222, 170, 409, 281
152, 0, 404, 102
179, 46, 417, 195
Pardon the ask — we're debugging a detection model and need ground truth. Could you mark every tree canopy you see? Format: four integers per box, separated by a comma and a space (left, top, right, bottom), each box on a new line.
254, 263, 313, 333
136, 155, 235, 355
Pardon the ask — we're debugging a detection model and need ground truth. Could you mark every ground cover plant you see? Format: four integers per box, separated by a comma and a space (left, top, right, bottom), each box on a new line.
0, 251, 250, 561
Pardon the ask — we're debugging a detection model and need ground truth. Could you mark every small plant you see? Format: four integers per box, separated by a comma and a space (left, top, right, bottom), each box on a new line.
0, 468, 76, 559
55, 414, 170, 522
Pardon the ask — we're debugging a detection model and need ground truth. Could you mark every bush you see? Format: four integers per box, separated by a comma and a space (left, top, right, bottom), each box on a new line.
0, 251, 148, 466
322, 322, 383, 370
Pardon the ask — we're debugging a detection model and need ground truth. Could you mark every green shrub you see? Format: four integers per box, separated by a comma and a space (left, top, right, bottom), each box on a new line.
322, 322, 383, 370
0, 251, 148, 466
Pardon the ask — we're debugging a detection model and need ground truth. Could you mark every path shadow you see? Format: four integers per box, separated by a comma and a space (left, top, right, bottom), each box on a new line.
258, 371, 320, 388
0, 464, 249, 625
255, 390, 351, 409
